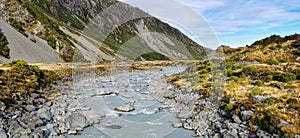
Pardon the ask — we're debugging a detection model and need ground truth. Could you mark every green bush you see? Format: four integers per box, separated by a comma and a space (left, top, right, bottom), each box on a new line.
291, 40, 300, 48
294, 50, 300, 56
293, 68, 300, 79
252, 34, 284, 46
277, 58, 286, 63
0, 31, 10, 58
253, 80, 264, 86
249, 88, 263, 98
8, 18, 28, 37
229, 76, 239, 82
225, 103, 235, 111
267, 58, 279, 65
252, 111, 282, 134
287, 98, 298, 105
243, 66, 260, 76
46, 36, 56, 49
273, 73, 296, 82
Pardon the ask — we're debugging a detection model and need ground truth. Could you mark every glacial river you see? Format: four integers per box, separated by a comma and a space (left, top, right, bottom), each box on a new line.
66, 66, 194, 138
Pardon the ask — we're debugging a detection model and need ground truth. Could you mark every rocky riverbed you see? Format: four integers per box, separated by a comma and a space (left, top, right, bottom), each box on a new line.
1, 65, 296, 138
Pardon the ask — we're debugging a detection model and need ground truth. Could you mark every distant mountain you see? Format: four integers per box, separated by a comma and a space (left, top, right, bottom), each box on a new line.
0, 0, 207, 63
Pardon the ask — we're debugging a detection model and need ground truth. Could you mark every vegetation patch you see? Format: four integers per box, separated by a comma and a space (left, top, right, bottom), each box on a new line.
0, 60, 61, 102
8, 18, 28, 37
0, 30, 10, 58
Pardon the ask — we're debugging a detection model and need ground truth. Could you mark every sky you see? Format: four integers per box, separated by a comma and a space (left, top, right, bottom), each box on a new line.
118, 0, 300, 48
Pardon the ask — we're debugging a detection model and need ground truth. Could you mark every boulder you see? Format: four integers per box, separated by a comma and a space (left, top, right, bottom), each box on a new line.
66, 113, 88, 131
232, 114, 242, 124
114, 104, 135, 112
172, 123, 182, 128
241, 111, 254, 121
178, 110, 191, 119
0, 128, 7, 138
253, 95, 268, 102
25, 105, 35, 112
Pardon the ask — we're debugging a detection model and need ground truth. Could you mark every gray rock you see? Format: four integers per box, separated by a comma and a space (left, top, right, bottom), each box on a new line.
68, 130, 77, 135
39, 111, 52, 121
253, 95, 268, 102
183, 122, 193, 130
45, 101, 53, 107
222, 129, 239, 138
232, 115, 242, 124
25, 105, 35, 111
66, 113, 87, 130
276, 84, 284, 90
0, 128, 7, 138
163, 92, 176, 99
172, 123, 182, 128
20, 135, 30, 138
241, 111, 253, 121
277, 120, 293, 128
98, 91, 119, 96
36, 98, 46, 104
178, 110, 191, 119
115, 104, 135, 112
106, 125, 122, 129
213, 133, 220, 138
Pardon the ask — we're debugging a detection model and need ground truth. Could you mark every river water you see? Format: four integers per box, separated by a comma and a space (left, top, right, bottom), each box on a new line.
66, 66, 195, 138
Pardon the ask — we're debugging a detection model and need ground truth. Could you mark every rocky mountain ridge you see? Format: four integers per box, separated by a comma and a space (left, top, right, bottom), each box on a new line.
0, 0, 207, 63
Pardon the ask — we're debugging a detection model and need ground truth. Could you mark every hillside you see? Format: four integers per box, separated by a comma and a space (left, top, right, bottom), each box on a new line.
218, 34, 300, 64
0, 0, 207, 63
168, 34, 300, 136
0, 18, 63, 63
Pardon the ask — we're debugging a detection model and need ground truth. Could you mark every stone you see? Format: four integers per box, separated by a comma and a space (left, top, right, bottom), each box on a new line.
183, 123, 193, 130
172, 123, 182, 128
213, 133, 220, 138
121, 94, 134, 98
163, 92, 176, 99
232, 115, 242, 124
39, 111, 52, 121
68, 130, 77, 135
277, 120, 293, 128
222, 129, 238, 138
241, 111, 253, 121
253, 95, 268, 102
114, 104, 135, 112
66, 113, 88, 130
0, 128, 7, 138
25, 105, 35, 111
36, 98, 46, 104
45, 101, 53, 107
106, 125, 122, 129
98, 91, 119, 96
276, 84, 284, 90
178, 110, 191, 119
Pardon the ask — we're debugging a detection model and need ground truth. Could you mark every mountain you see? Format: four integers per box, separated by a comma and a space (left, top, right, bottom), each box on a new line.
0, 0, 207, 63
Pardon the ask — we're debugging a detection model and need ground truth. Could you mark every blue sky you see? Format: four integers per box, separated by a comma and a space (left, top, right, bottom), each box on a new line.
119, 0, 300, 48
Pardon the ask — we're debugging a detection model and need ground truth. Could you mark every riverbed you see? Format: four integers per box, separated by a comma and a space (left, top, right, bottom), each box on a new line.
60, 66, 195, 137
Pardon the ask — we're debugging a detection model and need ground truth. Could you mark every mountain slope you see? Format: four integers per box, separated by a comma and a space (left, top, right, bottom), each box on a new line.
0, 0, 207, 62
0, 18, 63, 63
